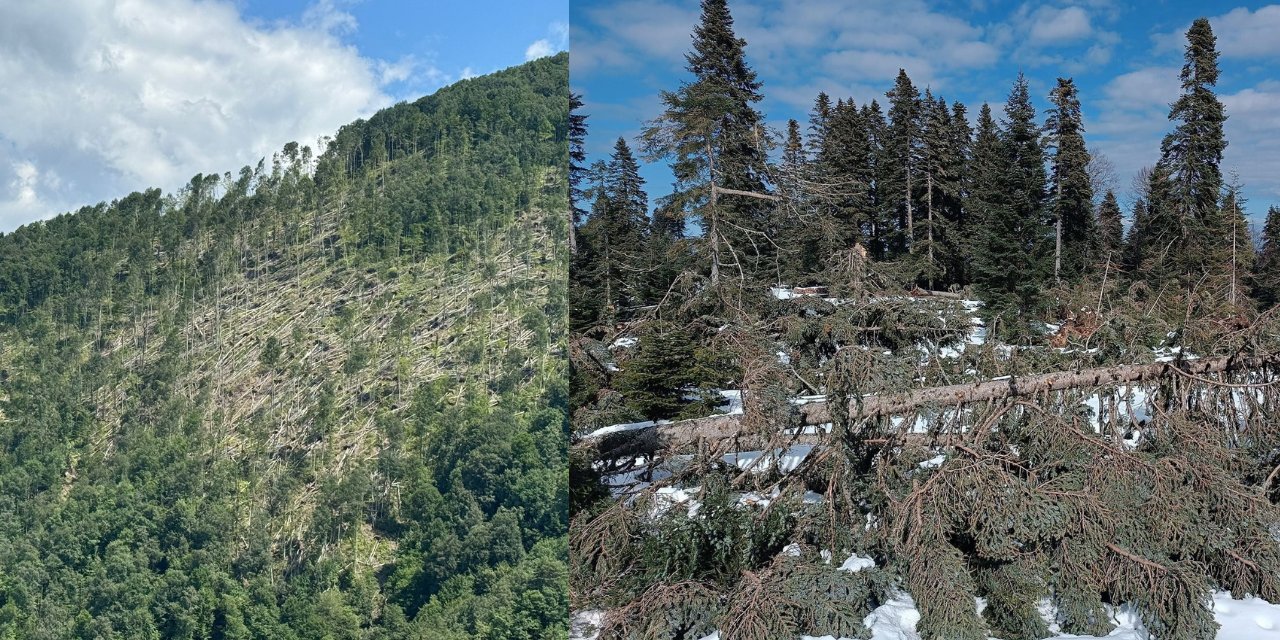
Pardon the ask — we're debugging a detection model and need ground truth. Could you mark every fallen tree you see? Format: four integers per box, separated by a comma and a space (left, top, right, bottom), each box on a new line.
579, 353, 1280, 457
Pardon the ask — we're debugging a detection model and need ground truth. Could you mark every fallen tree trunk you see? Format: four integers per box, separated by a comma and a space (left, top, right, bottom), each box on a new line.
802, 353, 1279, 424
580, 353, 1280, 458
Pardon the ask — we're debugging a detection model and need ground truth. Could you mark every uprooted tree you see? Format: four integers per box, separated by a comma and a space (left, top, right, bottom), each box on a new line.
574, 324, 1280, 640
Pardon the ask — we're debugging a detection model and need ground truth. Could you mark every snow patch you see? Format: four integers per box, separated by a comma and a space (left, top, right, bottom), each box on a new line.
838, 553, 876, 573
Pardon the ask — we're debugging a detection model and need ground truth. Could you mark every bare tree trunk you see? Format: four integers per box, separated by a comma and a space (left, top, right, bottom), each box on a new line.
1055, 180, 1063, 283
1232, 200, 1238, 306
581, 354, 1280, 455
926, 172, 934, 289
569, 213, 577, 256
708, 139, 720, 286
905, 166, 913, 254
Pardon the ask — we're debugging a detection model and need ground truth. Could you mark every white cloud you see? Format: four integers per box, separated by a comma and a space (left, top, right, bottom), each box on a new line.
1102, 66, 1180, 111
0, 0, 398, 231
526, 21, 569, 61
1154, 5, 1280, 59
1027, 6, 1092, 44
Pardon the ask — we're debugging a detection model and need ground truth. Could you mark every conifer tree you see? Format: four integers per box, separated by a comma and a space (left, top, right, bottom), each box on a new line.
570, 93, 589, 254
807, 92, 833, 158
773, 118, 803, 282
1123, 197, 1149, 274
616, 320, 701, 419
862, 99, 891, 259
1253, 206, 1280, 307
946, 101, 973, 284
576, 141, 650, 324
964, 103, 1002, 284
1096, 190, 1124, 263
1045, 78, 1095, 281
972, 75, 1048, 336
884, 70, 921, 257
918, 91, 966, 288
777, 119, 811, 282
1221, 179, 1253, 307
1131, 163, 1180, 281
822, 98, 875, 253
1156, 17, 1229, 277
641, 0, 771, 287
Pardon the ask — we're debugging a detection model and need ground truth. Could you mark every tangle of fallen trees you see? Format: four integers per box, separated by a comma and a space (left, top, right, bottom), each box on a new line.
573, 342, 1280, 640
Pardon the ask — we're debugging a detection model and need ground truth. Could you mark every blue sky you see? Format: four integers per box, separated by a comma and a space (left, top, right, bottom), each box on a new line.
0, 0, 566, 231
571, 0, 1280, 229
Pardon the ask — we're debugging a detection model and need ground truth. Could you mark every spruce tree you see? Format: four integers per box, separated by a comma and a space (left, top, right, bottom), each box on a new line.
1096, 190, 1124, 264
807, 92, 833, 158
1156, 17, 1228, 277
778, 119, 811, 283
972, 75, 1049, 336
1254, 206, 1280, 308
863, 99, 891, 259
1045, 78, 1095, 281
616, 320, 701, 419
1132, 163, 1180, 282
575, 142, 650, 324
603, 138, 650, 316
1221, 180, 1253, 307
964, 103, 1002, 286
641, 0, 771, 287
946, 101, 973, 285
884, 70, 921, 257
1123, 197, 1149, 275
822, 98, 874, 253
570, 93, 589, 254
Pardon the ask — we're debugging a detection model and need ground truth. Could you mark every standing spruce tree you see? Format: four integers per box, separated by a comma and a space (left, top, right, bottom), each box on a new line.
1096, 190, 1124, 264
1254, 206, 1280, 307
884, 70, 922, 257
946, 101, 973, 286
822, 98, 875, 254
863, 99, 891, 259
1045, 78, 1095, 281
641, 0, 772, 288
575, 140, 650, 325
972, 75, 1048, 336
1123, 197, 1149, 274
964, 103, 1002, 283
1221, 179, 1253, 307
779, 118, 819, 282
919, 91, 965, 288
570, 93, 589, 254
1155, 17, 1229, 277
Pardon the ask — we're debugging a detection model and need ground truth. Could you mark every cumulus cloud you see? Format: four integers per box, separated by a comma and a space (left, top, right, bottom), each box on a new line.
571, 1, 699, 75
0, 0, 398, 231
1027, 6, 1092, 44
1154, 5, 1280, 59
526, 21, 569, 61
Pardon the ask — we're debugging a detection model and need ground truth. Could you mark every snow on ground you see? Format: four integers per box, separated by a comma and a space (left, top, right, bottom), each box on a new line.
723, 444, 814, 475
662, 569, 1280, 640
838, 553, 876, 573
718, 389, 744, 415
570, 610, 604, 640
584, 418, 671, 439
772, 286, 800, 300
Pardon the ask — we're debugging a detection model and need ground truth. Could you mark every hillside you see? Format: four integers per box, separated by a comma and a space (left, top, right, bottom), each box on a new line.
0, 53, 568, 638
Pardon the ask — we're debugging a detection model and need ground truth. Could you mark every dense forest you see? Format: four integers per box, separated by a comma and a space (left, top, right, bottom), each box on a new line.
0, 53, 568, 638
569, 2, 1280, 639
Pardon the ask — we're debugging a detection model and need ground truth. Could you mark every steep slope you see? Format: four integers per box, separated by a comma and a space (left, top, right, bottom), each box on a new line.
0, 53, 568, 639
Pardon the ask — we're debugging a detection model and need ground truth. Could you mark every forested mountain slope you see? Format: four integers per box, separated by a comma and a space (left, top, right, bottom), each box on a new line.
0, 52, 568, 639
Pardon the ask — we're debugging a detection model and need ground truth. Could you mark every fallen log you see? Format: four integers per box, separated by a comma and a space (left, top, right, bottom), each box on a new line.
802, 353, 1279, 424
579, 353, 1280, 458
